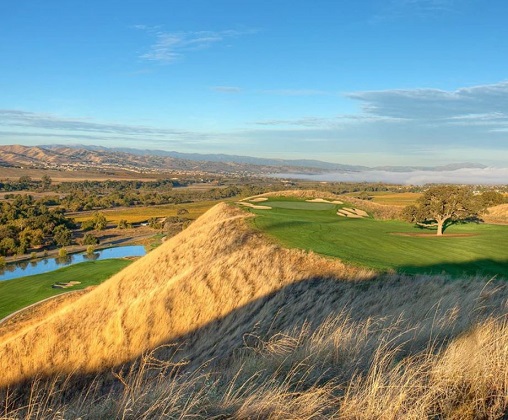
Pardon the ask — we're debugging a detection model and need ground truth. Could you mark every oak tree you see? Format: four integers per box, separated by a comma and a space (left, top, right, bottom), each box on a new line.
403, 186, 485, 236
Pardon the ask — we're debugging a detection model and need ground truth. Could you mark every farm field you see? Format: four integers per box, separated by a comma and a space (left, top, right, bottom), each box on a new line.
247, 198, 508, 278
71, 200, 221, 224
363, 191, 422, 206
0, 259, 133, 320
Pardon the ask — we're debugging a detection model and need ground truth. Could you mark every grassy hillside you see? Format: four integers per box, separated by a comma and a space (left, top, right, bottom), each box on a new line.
0, 259, 133, 320
248, 196, 508, 278
1, 198, 508, 418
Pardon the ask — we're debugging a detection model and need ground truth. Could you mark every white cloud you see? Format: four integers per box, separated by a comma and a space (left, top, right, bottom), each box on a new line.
137, 28, 252, 63
347, 81, 508, 121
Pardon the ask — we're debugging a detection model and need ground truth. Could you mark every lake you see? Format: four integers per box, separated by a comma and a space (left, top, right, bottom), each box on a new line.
0, 246, 146, 282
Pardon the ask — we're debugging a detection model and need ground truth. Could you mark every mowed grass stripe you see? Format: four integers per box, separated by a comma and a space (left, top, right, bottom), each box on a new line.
0, 259, 132, 319
248, 201, 508, 278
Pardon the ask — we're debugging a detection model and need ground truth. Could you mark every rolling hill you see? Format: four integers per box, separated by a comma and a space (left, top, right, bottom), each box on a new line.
1, 197, 507, 418
0, 144, 488, 178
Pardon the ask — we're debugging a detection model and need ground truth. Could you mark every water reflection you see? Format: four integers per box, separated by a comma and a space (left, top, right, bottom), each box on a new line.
83, 252, 100, 261
0, 245, 146, 282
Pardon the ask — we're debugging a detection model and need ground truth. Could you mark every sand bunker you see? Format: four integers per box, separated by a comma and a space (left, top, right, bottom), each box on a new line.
337, 208, 368, 218
52, 281, 81, 289
249, 197, 269, 202
306, 198, 343, 204
337, 210, 363, 218
342, 207, 369, 217
237, 202, 272, 210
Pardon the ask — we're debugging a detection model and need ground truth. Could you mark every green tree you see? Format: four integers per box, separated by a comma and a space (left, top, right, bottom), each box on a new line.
481, 191, 506, 207
30, 229, 44, 247
82, 233, 99, 245
53, 225, 72, 247
117, 219, 129, 229
81, 220, 95, 231
41, 174, 52, 190
0, 237, 17, 256
92, 212, 108, 231
403, 186, 485, 236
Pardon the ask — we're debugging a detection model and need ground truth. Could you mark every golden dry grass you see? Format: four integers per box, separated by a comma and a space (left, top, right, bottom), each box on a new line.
366, 191, 422, 206
484, 203, 508, 225
0, 202, 372, 388
1, 196, 508, 418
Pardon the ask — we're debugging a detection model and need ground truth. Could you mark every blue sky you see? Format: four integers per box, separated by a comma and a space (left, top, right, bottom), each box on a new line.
1, 0, 508, 167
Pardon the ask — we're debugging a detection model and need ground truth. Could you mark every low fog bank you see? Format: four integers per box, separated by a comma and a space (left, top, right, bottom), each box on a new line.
272, 167, 508, 185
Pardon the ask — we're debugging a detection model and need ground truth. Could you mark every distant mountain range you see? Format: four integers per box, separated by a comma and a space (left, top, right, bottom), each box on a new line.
0, 144, 487, 176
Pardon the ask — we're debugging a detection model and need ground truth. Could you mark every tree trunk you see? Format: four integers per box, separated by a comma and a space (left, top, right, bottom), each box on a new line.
437, 220, 444, 236
436, 216, 450, 236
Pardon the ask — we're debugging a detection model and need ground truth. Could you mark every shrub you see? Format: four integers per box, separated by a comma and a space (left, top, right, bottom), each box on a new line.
58, 248, 67, 258
54, 225, 72, 247
81, 220, 95, 231
117, 219, 129, 229
0, 256, 5, 268
82, 233, 99, 245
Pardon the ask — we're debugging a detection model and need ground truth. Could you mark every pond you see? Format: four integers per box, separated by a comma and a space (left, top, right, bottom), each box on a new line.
0, 246, 146, 282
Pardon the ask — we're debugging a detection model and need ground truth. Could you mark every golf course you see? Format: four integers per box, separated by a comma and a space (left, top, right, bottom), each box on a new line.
0, 259, 133, 320
246, 197, 508, 278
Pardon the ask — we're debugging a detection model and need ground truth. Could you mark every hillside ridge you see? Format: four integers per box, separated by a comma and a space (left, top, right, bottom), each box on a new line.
0, 202, 372, 387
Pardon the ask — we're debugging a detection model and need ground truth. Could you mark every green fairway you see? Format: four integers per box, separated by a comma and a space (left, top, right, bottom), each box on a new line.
265, 201, 337, 211
0, 259, 132, 320
247, 198, 508, 279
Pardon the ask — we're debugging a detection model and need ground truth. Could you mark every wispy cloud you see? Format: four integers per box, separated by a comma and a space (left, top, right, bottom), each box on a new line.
136, 27, 253, 64
0, 110, 208, 145
2, 81, 507, 167
254, 114, 405, 128
210, 86, 242, 94
347, 81, 508, 125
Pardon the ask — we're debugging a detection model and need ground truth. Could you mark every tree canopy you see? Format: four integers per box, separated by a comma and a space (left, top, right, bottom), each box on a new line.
403, 186, 485, 235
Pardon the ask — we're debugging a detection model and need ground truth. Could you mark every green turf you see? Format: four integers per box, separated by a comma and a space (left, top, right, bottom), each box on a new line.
265, 201, 337, 211
0, 259, 132, 320
247, 199, 508, 279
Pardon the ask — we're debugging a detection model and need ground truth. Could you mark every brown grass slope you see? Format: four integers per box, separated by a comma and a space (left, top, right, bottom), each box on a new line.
0, 203, 371, 388
484, 203, 508, 224
1, 201, 508, 418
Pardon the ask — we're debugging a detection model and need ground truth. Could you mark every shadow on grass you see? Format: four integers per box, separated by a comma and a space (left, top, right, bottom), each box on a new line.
1, 260, 508, 411
397, 258, 508, 279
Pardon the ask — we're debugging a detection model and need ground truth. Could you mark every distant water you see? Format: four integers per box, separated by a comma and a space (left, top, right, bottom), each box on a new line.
0, 245, 146, 282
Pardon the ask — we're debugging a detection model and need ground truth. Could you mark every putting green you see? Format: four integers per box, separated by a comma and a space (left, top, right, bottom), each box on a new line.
266, 201, 338, 211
